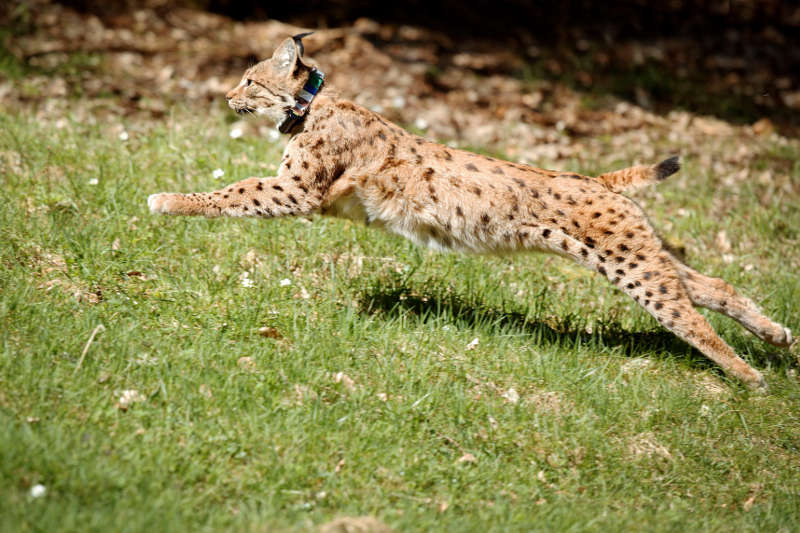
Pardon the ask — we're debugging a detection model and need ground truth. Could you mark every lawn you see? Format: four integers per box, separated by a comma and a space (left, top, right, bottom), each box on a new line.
1, 103, 799, 532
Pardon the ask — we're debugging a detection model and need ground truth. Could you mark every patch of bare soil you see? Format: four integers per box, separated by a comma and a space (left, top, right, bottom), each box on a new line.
3, 2, 799, 180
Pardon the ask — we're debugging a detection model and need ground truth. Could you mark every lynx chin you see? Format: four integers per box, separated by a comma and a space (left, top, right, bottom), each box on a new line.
148, 34, 793, 392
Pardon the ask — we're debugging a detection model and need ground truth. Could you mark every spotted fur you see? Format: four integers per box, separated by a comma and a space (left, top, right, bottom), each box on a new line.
148, 37, 793, 391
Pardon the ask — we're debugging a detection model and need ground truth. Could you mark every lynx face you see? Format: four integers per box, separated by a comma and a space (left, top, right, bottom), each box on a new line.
225, 37, 308, 125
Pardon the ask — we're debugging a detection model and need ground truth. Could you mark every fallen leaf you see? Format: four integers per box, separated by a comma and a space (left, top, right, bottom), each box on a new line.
457, 452, 477, 464
258, 326, 282, 339
335, 458, 345, 473
333, 372, 356, 391
237, 356, 256, 370
319, 516, 393, 533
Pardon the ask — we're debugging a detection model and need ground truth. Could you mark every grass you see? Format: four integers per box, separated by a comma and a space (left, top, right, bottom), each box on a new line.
1, 103, 799, 532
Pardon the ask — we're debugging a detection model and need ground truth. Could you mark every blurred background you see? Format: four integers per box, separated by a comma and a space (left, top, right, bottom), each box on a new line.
2, 0, 799, 150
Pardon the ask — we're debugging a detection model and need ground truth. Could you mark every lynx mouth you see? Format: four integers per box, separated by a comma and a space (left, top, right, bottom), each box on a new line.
236, 106, 256, 115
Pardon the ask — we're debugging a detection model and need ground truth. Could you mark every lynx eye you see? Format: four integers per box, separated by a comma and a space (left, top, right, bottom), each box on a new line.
246, 79, 253, 87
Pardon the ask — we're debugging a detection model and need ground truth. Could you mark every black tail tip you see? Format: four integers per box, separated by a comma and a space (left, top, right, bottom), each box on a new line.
655, 155, 680, 180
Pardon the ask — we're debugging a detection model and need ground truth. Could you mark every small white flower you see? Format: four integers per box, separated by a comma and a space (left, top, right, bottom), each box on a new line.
118, 131, 129, 141
466, 337, 479, 350
30, 484, 46, 498
414, 117, 429, 130
699, 404, 711, 417
391, 96, 406, 108
279, 278, 292, 287
268, 130, 280, 142
229, 127, 243, 139
369, 103, 384, 113
212, 168, 225, 179
240, 271, 254, 288
88, 178, 99, 185
502, 388, 520, 404
116, 389, 145, 410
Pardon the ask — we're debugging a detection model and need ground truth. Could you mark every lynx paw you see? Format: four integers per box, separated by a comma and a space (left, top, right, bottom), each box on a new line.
765, 326, 794, 348
148, 193, 180, 214
747, 370, 768, 394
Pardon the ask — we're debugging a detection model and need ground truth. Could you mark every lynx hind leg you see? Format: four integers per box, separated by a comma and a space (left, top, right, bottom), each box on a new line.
615, 253, 766, 390
541, 229, 766, 390
569, 194, 767, 390
672, 258, 793, 348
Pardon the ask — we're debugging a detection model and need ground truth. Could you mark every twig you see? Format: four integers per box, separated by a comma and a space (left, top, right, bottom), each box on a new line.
74, 324, 105, 373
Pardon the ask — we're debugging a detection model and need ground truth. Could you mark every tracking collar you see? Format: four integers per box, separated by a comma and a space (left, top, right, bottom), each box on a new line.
278, 68, 325, 134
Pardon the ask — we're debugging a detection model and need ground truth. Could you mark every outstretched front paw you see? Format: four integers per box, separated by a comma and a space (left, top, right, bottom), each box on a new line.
148, 193, 181, 215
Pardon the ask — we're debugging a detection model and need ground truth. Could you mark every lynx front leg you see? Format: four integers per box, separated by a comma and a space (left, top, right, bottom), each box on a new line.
148, 176, 320, 218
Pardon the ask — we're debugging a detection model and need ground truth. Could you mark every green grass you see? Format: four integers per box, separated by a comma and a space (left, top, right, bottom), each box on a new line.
1, 106, 799, 532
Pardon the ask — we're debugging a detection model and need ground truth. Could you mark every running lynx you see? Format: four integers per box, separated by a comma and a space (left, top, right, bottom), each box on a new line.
148, 35, 793, 391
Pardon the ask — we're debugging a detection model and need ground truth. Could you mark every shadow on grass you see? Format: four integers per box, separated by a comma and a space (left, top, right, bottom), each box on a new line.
358, 275, 791, 372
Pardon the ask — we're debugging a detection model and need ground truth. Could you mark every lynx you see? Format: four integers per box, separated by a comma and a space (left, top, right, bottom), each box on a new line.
148, 35, 793, 391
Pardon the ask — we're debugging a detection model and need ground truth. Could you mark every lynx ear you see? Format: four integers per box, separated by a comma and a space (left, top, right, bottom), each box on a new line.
271, 37, 298, 77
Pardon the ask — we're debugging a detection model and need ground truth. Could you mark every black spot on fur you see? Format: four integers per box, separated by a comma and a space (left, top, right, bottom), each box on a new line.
542, 229, 552, 238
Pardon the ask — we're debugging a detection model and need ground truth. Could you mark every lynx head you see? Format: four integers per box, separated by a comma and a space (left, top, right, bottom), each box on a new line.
226, 33, 315, 125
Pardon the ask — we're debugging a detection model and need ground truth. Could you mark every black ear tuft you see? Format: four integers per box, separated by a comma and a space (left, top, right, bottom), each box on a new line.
292, 31, 314, 57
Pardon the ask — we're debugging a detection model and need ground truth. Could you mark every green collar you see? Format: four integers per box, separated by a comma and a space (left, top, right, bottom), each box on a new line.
278, 68, 326, 134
